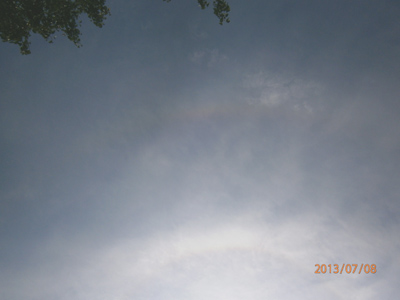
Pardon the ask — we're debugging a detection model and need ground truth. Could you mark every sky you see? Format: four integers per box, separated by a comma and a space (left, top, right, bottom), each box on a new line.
1, 0, 400, 299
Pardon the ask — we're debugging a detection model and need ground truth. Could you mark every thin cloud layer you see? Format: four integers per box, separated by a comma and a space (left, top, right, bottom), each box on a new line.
1, 1, 400, 299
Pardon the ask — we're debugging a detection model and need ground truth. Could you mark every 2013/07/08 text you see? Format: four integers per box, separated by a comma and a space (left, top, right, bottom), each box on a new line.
315, 264, 376, 274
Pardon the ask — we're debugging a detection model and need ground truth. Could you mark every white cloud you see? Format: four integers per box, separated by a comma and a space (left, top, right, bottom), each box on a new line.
243, 71, 323, 111
3, 201, 396, 300
189, 49, 228, 67
189, 50, 206, 64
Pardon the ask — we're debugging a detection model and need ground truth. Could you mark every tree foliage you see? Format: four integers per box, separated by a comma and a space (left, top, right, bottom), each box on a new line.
0, 0, 230, 55
164, 0, 231, 25
0, 0, 110, 54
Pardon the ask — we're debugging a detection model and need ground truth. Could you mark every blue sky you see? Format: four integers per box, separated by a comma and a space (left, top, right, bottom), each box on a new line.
1, 0, 400, 299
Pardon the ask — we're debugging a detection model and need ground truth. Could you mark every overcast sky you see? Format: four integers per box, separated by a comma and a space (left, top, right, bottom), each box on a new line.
1, 0, 400, 299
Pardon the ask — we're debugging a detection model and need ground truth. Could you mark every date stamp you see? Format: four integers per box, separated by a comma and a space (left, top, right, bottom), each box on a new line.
315, 264, 376, 274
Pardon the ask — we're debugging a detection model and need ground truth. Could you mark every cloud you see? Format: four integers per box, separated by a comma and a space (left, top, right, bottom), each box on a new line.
189, 49, 228, 67
242, 71, 323, 111
1, 2, 400, 299
3, 202, 396, 300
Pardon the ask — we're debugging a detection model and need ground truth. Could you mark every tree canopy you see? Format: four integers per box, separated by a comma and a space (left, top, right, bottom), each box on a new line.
164, 0, 230, 25
0, 0, 111, 54
0, 0, 231, 55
